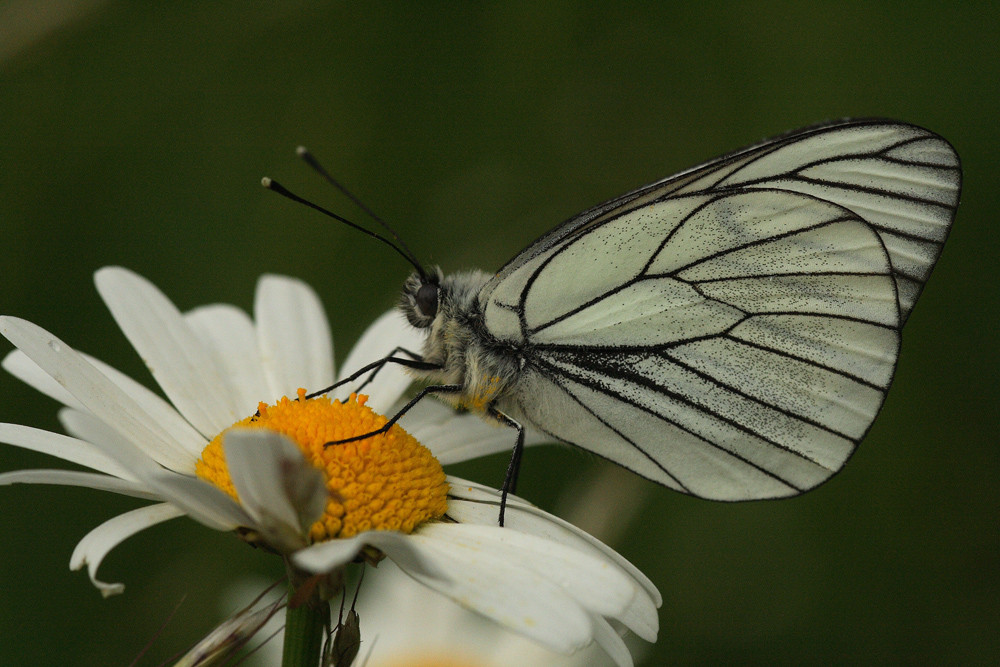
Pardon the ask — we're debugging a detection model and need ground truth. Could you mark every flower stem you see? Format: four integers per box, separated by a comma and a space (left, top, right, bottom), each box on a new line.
282, 575, 330, 667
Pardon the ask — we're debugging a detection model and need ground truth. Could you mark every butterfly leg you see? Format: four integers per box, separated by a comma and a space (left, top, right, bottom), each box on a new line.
347, 346, 426, 395
486, 405, 524, 528
325, 384, 463, 446
304, 351, 440, 400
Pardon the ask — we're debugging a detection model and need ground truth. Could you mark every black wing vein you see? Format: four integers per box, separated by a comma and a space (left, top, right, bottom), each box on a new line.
529, 356, 804, 493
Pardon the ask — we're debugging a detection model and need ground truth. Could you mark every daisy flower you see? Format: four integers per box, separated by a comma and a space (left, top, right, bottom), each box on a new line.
353, 559, 649, 667
0, 267, 659, 664
231, 557, 648, 667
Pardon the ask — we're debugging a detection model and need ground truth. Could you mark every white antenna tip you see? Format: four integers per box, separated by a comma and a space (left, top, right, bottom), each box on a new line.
261, 176, 273, 188
296, 146, 309, 157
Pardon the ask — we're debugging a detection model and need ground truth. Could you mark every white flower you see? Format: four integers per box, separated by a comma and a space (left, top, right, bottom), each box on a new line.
291, 478, 658, 663
241, 555, 649, 667
0, 267, 659, 664
351, 559, 647, 667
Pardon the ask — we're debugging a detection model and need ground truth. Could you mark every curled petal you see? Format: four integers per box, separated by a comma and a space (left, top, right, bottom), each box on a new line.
70, 503, 185, 596
293, 529, 448, 581
224, 429, 327, 551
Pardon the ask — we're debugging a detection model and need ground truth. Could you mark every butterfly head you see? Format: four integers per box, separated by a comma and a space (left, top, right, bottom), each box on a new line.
400, 266, 444, 328
398, 267, 496, 387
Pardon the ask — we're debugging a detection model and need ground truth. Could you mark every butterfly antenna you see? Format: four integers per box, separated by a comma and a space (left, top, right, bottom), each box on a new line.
295, 146, 427, 279
261, 176, 427, 278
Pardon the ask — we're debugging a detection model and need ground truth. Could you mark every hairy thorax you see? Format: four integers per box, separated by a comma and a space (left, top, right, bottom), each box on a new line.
419, 270, 523, 414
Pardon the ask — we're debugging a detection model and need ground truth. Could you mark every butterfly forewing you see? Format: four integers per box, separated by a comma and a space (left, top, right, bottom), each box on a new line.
482, 120, 959, 324
477, 120, 957, 501
678, 121, 960, 321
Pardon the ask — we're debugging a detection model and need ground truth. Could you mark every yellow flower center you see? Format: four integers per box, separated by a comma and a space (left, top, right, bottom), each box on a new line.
195, 389, 449, 542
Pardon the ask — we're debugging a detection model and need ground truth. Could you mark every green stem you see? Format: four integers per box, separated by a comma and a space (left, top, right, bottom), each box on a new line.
281, 575, 330, 667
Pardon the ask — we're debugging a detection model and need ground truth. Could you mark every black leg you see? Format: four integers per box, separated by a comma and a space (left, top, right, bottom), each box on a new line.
349, 346, 426, 395
487, 405, 525, 528
325, 384, 463, 446
304, 350, 440, 401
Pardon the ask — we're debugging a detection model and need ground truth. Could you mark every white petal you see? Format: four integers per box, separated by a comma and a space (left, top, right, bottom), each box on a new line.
254, 275, 334, 399
335, 309, 424, 413
400, 399, 551, 464
0, 469, 159, 499
592, 616, 634, 667
79, 352, 206, 464
41, 408, 245, 532
94, 266, 245, 436
69, 503, 185, 596
442, 476, 540, 517
58, 408, 142, 470
185, 304, 272, 410
142, 469, 251, 531
3, 350, 86, 411
6, 348, 205, 467
354, 559, 623, 665
224, 430, 327, 551
292, 534, 368, 572
0, 316, 195, 472
294, 530, 446, 580
446, 480, 659, 641
55, 414, 248, 532
452, 478, 659, 602
0, 421, 134, 479
381, 525, 596, 653
57, 407, 176, 485
419, 523, 634, 618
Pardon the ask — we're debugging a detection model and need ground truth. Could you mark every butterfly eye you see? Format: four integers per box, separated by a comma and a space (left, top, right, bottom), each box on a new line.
415, 282, 439, 319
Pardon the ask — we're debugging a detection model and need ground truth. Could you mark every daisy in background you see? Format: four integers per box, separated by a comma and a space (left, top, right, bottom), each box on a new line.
0, 267, 659, 665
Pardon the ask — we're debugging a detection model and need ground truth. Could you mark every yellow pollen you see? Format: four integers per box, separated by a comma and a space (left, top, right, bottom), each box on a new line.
195, 389, 449, 541
466, 375, 503, 411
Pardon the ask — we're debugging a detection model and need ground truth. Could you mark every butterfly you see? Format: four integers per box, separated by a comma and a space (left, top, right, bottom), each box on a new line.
270, 119, 961, 520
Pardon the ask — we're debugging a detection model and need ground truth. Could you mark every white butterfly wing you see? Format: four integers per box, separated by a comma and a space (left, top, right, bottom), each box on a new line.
675, 122, 959, 321
478, 120, 959, 500
483, 119, 960, 324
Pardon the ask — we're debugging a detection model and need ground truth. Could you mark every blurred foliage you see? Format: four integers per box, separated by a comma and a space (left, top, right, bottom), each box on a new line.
0, 2, 997, 665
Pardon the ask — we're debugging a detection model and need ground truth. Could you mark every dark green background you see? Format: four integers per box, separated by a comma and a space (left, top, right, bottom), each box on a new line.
1, 3, 996, 665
